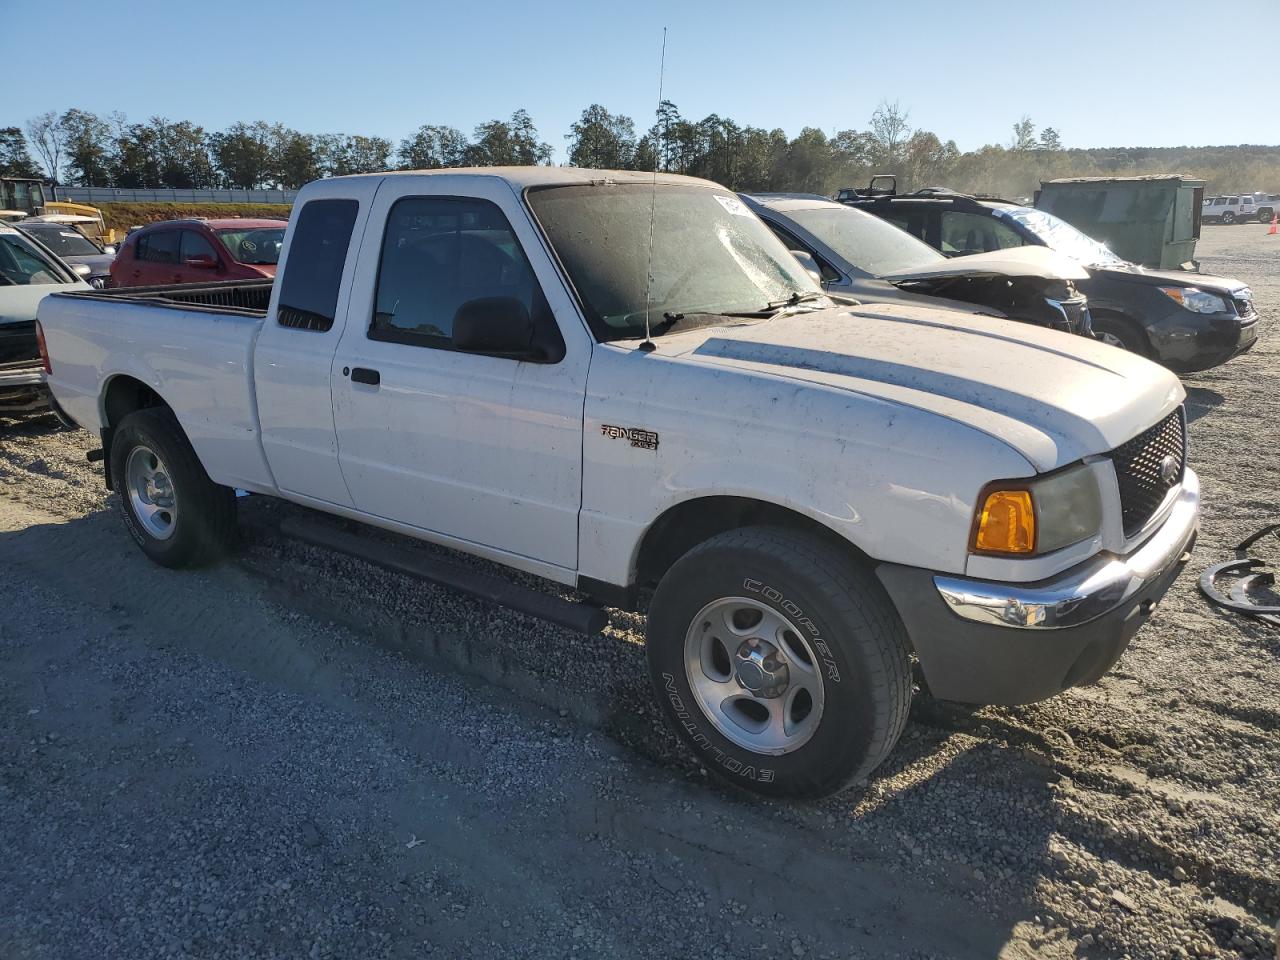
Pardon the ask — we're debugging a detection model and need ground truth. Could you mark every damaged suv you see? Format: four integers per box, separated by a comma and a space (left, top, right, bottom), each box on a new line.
744, 194, 1092, 336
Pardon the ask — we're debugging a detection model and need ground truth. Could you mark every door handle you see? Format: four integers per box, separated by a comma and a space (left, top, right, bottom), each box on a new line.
350, 367, 380, 386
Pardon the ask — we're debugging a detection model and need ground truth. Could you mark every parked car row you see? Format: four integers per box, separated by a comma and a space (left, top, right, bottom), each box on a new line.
36, 167, 1203, 799
1201, 193, 1278, 224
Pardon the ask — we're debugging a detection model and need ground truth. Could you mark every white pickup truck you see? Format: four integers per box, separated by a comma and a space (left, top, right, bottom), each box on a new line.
38, 168, 1200, 798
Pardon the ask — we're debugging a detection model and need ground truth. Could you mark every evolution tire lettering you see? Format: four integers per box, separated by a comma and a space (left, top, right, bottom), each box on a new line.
661, 672, 775, 783
742, 578, 842, 683
600, 424, 659, 451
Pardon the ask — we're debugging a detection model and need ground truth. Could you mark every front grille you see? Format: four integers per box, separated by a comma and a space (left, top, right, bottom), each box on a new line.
1111, 409, 1186, 537
1045, 297, 1091, 335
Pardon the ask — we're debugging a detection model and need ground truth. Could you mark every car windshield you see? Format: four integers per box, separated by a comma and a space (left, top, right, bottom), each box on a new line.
996, 206, 1124, 266
0, 227, 73, 286
216, 226, 286, 265
527, 183, 822, 341
783, 204, 944, 277
23, 225, 101, 257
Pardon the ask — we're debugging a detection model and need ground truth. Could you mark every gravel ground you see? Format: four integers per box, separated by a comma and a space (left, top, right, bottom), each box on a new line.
1, 224, 1277, 959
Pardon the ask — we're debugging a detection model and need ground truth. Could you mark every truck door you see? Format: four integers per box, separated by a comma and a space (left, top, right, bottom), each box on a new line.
330, 176, 589, 572
254, 186, 371, 506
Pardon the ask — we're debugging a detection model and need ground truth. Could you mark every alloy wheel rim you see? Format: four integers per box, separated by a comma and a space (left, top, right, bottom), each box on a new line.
683, 597, 826, 755
1098, 330, 1126, 349
125, 444, 178, 540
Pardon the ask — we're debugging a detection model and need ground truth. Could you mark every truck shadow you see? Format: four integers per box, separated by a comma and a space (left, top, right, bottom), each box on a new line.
1183, 386, 1225, 425
0, 495, 1108, 958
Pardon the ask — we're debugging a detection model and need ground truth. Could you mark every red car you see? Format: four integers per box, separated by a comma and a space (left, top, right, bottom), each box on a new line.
110, 218, 288, 288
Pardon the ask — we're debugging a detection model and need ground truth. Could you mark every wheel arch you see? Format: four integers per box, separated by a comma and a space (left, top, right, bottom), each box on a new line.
99, 374, 175, 490
1091, 308, 1154, 355
632, 495, 875, 596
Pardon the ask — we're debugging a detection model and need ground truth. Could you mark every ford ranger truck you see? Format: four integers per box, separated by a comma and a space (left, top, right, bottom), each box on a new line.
37, 169, 1199, 799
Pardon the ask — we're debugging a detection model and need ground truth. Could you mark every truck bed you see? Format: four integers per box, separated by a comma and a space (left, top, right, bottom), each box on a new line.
39, 278, 276, 492
65, 279, 274, 316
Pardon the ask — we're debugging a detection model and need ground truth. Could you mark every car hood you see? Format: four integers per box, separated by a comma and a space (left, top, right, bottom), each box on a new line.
649, 303, 1183, 472
62, 252, 116, 275
0, 280, 90, 325
880, 246, 1089, 283
1091, 262, 1249, 296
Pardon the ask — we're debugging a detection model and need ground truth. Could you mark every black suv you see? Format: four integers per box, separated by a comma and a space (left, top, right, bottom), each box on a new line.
842, 188, 1258, 373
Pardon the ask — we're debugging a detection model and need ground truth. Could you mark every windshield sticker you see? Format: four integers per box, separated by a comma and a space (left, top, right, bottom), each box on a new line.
0, 225, 17, 235
59, 231, 81, 238
713, 195, 751, 218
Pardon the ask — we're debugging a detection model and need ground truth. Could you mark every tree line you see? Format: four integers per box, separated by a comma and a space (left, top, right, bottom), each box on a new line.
3, 103, 1276, 199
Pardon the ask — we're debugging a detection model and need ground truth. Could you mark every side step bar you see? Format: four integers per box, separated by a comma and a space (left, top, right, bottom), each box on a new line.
279, 516, 609, 636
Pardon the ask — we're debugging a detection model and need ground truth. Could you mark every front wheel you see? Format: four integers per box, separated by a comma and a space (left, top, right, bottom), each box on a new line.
1092, 314, 1150, 357
646, 527, 912, 798
110, 407, 238, 568
1222, 211, 1237, 225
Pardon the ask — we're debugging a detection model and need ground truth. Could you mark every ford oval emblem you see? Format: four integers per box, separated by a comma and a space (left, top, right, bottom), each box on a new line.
1159, 455, 1180, 484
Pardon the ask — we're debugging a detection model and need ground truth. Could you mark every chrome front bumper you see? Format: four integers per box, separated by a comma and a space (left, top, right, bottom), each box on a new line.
934, 469, 1200, 630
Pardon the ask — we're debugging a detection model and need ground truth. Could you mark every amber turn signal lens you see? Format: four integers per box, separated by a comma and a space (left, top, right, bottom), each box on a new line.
973, 490, 1036, 554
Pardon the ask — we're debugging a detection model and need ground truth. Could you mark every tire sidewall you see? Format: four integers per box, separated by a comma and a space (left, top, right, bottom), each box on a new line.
1093, 316, 1145, 356
647, 538, 894, 797
110, 415, 192, 565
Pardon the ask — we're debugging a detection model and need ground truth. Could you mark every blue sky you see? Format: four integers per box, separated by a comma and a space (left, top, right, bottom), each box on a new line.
15, 0, 1278, 162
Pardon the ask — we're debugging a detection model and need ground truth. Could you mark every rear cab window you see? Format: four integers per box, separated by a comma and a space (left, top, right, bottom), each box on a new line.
275, 200, 360, 331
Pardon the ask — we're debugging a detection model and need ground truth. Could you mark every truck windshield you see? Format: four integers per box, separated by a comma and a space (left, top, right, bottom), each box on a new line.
0, 227, 74, 285
784, 204, 943, 277
527, 183, 822, 341
217, 227, 286, 265
994, 207, 1124, 267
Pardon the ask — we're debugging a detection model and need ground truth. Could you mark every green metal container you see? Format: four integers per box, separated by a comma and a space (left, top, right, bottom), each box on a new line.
1035, 175, 1206, 269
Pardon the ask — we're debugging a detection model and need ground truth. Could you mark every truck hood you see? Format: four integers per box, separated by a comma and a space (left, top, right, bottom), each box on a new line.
880, 246, 1088, 283
0, 281, 89, 326
651, 303, 1183, 472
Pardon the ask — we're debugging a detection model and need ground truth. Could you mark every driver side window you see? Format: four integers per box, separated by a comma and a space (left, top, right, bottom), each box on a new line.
370, 196, 547, 350
940, 212, 1025, 255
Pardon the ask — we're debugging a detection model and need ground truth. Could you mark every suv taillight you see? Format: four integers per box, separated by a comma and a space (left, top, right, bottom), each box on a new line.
35, 320, 51, 375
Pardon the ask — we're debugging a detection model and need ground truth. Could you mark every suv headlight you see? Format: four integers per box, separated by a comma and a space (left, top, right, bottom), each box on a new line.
971, 463, 1103, 556
1158, 286, 1228, 314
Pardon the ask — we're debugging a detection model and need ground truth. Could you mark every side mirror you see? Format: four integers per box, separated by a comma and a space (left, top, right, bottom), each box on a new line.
102, 244, 116, 256
789, 249, 823, 285
184, 253, 218, 269
452, 296, 545, 361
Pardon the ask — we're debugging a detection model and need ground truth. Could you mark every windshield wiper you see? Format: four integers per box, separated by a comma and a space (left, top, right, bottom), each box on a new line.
761, 291, 827, 312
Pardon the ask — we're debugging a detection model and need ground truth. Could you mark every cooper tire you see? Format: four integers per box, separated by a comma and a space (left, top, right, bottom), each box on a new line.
110, 407, 237, 568
1092, 314, 1150, 357
646, 526, 912, 798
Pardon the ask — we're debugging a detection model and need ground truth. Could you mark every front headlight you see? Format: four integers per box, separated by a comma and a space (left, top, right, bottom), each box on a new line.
1158, 286, 1228, 314
971, 463, 1102, 556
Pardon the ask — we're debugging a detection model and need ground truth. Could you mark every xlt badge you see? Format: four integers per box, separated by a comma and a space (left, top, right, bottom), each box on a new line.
601, 424, 659, 451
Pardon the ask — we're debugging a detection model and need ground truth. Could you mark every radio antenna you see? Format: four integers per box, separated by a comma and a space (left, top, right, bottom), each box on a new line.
638, 26, 667, 354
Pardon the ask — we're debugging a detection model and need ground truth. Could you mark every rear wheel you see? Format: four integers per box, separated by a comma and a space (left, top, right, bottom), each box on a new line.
1260, 210, 1275, 224
646, 526, 912, 798
110, 407, 237, 568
